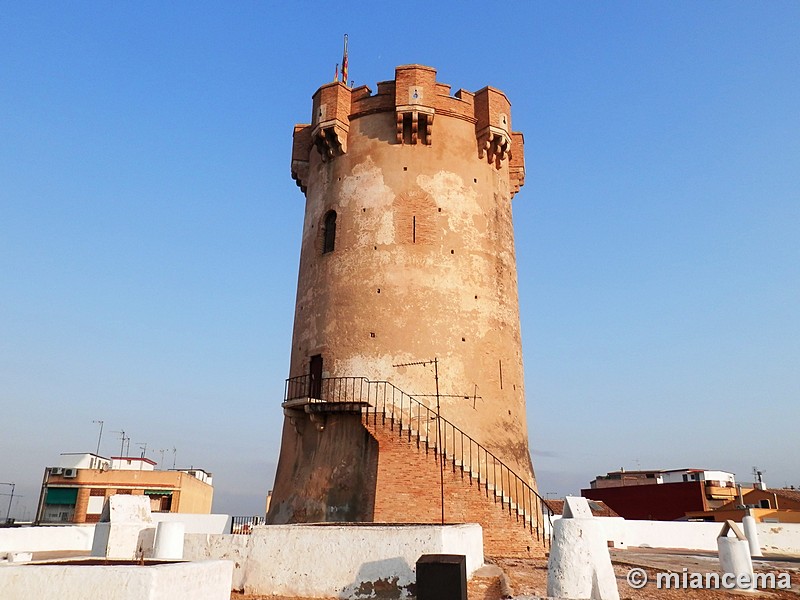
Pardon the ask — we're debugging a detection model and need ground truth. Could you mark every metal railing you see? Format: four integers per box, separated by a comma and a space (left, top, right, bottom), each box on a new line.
284, 375, 552, 545
230, 515, 265, 534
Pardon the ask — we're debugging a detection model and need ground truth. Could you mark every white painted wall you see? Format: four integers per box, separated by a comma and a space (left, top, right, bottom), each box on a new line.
111, 457, 155, 471
566, 518, 800, 556
659, 469, 735, 485
58, 453, 110, 470
183, 533, 250, 591
610, 519, 729, 551
0, 559, 233, 600
757, 522, 800, 556
150, 513, 230, 534
0, 515, 228, 556
243, 524, 484, 599
0, 526, 95, 554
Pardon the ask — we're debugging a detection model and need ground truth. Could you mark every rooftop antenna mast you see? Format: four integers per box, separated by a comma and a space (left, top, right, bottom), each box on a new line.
111, 430, 127, 457
172, 447, 177, 470
0, 482, 15, 524
159, 449, 166, 470
753, 466, 766, 489
136, 443, 148, 459
92, 420, 104, 456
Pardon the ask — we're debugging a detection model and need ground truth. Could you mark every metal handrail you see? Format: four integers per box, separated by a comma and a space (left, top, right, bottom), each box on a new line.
284, 374, 552, 545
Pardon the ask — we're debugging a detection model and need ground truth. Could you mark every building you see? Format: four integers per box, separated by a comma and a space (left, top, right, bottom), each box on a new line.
35, 453, 213, 524
686, 487, 800, 523
590, 468, 736, 489
268, 65, 546, 555
582, 468, 738, 520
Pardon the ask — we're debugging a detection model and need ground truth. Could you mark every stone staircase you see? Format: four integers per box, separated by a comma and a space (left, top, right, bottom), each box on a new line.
284, 374, 553, 556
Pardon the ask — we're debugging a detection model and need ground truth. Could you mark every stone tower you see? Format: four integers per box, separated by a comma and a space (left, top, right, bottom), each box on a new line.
269, 65, 543, 552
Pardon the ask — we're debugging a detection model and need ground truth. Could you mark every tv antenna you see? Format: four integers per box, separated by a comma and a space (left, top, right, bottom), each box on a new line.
111, 430, 129, 457
136, 443, 148, 459
752, 466, 765, 486
92, 420, 104, 456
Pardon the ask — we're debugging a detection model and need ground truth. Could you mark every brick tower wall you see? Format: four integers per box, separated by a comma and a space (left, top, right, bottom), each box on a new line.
271, 65, 538, 535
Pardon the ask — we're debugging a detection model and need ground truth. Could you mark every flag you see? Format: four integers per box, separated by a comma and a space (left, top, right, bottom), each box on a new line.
341, 34, 348, 86
334, 63, 339, 83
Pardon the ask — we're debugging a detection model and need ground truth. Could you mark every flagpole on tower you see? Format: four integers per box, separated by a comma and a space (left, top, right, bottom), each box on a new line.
341, 34, 349, 86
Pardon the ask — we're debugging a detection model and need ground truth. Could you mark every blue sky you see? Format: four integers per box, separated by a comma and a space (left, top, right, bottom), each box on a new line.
1, 2, 798, 518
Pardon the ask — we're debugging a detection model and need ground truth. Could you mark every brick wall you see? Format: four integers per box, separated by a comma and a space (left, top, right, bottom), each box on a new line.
365, 415, 546, 558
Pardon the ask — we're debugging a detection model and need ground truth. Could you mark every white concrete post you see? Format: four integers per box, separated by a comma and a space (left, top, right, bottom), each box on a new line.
90, 495, 154, 559
547, 497, 620, 600
153, 521, 185, 560
717, 521, 756, 592
742, 513, 762, 557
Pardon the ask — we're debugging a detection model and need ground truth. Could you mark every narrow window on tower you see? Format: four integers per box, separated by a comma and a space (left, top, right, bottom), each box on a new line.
418, 113, 428, 145
402, 113, 413, 145
322, 210, 337, 254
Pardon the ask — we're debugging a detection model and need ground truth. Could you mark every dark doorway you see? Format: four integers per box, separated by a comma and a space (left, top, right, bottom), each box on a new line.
309, 354, 323, 399
323, 211, 336, 254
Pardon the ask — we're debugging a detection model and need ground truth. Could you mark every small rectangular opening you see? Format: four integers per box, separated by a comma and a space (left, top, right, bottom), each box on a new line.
403, 113, 413, 145
418, 114, 428, 145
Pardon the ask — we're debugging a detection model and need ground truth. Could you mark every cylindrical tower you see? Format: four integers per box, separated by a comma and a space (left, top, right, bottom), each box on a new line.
270, 65, 535, 528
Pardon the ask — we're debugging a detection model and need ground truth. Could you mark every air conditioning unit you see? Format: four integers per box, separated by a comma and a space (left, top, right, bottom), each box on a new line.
51, 467, 63, 475
63, 468, 78, 478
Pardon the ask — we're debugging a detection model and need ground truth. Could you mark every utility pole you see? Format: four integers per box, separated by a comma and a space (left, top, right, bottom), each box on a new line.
92, 420, 104, 456
0, 482, 15, 524
393, 358, 444, 525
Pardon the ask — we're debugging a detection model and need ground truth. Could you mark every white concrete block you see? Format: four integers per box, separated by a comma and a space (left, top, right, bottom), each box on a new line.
91, 522, 155, 560
563, 496, 593, 519
0, 559, 233, 600
0, 525, 96, 554
718, 537, 756, 592
91, 494, 157, 559
547, 518, 620, 600
101, 495, 153, 524
242, 523, 483, 598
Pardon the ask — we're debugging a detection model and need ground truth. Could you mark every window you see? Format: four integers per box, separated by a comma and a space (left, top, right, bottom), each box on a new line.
145, 490, 174, 512
323, 210, 337, 253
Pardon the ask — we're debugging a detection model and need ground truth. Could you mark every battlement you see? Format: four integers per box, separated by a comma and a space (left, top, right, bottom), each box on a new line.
291, 65, 525, 196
